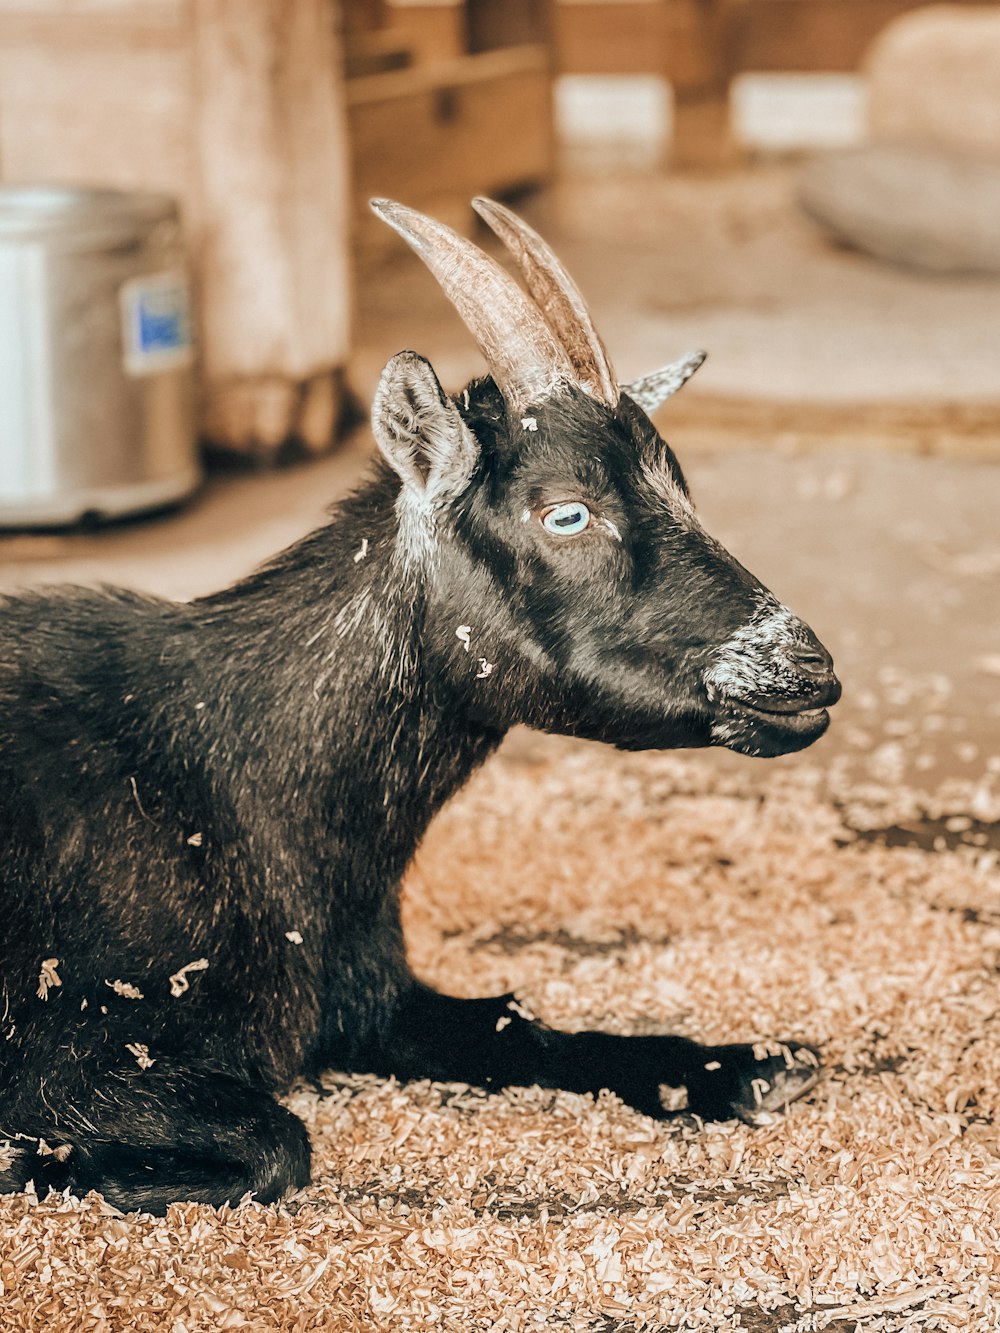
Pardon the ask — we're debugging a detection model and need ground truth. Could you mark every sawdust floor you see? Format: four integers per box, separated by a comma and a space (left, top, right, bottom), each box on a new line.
0, 161, 998, 1329
2, 748, 998, 1330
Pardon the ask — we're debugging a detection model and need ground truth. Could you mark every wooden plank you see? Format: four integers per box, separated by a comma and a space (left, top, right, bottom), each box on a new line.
657, 391, 1000, 463
342, 0, 389, 34
347, 43, 552, 101
555, 0, 1000, 168
556, 0, 735, 89
554, 1, 667, 74
466, 0, 554, 53
729, 0, 996, 73
0, 0, 187, 38
0, 12, 195, 212
349, 46, 554, 263
344, 31, 413, 79
556, 0, 1000, 78
382, 4, 467, 64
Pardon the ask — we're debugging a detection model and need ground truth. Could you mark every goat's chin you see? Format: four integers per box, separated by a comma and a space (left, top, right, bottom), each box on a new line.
613, 733, 713, 753
596, 713, 718, 753
711, 704, 831, 758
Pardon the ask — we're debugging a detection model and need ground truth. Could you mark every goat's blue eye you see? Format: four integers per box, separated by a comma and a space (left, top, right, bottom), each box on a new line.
541, 502, 591, 536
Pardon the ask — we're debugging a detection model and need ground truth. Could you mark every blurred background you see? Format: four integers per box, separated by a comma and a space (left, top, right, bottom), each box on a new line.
0, 0, 997, 811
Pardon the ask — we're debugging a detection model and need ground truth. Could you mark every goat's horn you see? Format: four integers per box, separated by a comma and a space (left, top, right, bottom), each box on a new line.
472, 197, 618, 409
370, 198, 575, 413
622, 351, 707, 414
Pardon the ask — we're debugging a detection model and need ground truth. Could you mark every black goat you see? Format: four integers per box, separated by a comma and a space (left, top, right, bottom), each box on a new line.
0, 199, 840, 1213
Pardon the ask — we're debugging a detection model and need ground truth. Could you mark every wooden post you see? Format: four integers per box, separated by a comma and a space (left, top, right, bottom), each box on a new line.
664, 0, 737, 169
191, 0, 352, 457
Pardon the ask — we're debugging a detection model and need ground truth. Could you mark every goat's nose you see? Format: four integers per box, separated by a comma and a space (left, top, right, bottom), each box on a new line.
787, 639, 834, 679
787, 636, 841, 705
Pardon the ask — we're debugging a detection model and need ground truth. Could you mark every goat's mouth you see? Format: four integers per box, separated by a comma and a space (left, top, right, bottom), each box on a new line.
710, 693, 834, 756
725, 699, 830, 734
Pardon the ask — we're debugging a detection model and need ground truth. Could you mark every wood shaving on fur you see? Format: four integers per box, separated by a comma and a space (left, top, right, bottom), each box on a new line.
168, 958, 209, 998
105, 980, 144, 1000
35, 959, 60, 1001
124, 1043, 155, 1071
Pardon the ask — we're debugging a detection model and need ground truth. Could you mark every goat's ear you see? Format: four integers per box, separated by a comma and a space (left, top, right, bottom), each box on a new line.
372, 352, 478, 502
622, 350, 707, 415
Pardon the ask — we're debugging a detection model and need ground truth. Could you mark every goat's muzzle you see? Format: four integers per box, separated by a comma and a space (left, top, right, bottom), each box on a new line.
705, 624, 841, 756
732, 638, 841, 718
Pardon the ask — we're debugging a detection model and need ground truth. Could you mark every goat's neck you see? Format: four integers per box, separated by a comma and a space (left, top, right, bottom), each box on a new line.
202, 497, 504, 880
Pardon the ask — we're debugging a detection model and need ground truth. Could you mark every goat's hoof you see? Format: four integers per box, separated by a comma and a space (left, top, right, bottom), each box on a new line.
684, 1041, 820, 1126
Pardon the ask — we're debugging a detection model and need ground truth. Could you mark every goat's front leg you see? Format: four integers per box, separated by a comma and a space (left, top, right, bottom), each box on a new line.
360, 984, 819, 1125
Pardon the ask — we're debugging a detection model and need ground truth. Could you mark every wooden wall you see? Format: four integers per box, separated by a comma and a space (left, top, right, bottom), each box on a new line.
0, 0, 353, 460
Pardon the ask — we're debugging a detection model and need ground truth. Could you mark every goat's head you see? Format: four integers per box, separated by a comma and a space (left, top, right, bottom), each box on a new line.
369, 198, 840, 758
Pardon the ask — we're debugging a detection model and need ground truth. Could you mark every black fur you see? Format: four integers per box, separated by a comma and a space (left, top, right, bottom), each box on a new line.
0, 372, 838, 1212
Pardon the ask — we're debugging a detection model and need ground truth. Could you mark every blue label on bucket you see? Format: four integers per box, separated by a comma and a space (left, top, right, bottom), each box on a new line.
121, 272, 194, 376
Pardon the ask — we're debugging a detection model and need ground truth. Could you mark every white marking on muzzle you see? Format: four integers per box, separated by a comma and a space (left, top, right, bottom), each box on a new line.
704, 597, 805, 705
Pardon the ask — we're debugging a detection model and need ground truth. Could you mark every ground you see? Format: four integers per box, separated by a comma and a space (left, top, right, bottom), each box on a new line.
0, 162, 997, 1330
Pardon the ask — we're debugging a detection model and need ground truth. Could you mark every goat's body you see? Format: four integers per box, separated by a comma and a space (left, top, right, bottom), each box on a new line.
2, 487, 487, 1055
0, 476, 505, 1206
0, 200, 840, 1212
0, 459, 823, 1212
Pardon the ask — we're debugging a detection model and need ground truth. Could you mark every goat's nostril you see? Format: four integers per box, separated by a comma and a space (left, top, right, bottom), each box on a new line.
787, 638, 841, 709
788, 641, 834, 680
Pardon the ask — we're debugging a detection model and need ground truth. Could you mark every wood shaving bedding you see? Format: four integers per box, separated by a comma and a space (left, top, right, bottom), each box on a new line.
1, 743, 997, 1331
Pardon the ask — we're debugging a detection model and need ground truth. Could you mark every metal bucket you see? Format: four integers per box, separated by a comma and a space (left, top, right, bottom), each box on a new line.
0, 186, 200, 526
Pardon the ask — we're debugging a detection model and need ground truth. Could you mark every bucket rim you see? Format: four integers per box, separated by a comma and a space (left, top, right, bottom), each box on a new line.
0, 184, 179, 235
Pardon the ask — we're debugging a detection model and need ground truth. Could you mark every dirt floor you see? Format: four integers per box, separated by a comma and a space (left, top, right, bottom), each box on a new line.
0, 161, 998, 1329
